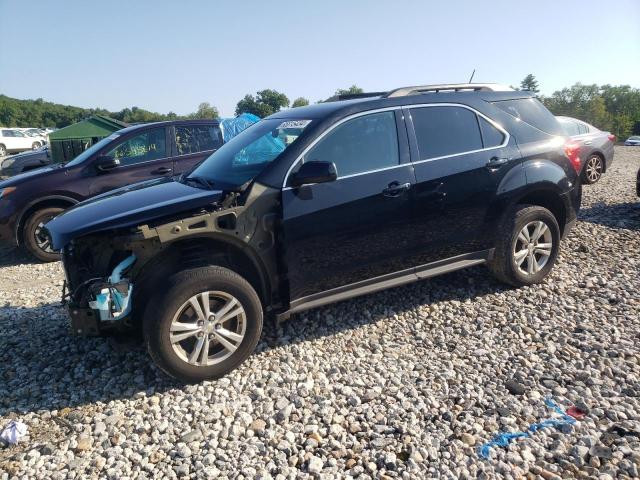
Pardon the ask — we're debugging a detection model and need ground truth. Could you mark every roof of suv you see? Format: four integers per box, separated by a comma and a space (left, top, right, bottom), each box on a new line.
270, 84, 536, 121
116, 118, 220, 135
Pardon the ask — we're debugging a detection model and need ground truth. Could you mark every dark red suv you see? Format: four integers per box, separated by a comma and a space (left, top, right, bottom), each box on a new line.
0, 120, 223, 261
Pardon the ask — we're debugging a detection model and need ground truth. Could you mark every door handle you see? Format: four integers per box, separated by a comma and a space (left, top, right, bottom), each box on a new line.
486, 157, 509, 169
583, 141, 592, 145
152, 167, 172, 174
382, 181, 411, 197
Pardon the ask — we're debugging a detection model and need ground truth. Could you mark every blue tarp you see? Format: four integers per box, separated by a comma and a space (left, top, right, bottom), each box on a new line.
219, 113, 260, 142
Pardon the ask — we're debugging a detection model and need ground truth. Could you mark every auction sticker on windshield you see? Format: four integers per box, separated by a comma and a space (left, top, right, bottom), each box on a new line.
277, 120, 312, 129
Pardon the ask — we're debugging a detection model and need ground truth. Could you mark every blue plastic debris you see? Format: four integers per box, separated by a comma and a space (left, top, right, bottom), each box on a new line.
477, 398, 578, 459
89, 254, 136, 321
219, 113, 260, 142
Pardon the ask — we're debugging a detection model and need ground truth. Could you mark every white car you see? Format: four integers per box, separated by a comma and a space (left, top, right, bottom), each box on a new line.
0, 129, 45, 157
625, 136, 640, 146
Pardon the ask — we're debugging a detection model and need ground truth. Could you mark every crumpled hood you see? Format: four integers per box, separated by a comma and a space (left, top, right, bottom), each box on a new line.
45, 178, 224, 249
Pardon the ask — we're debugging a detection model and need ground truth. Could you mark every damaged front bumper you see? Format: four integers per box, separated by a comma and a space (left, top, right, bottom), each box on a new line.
65, 254, 136, 336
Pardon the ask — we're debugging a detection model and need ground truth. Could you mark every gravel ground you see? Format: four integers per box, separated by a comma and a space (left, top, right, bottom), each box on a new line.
1, 146, 639, 479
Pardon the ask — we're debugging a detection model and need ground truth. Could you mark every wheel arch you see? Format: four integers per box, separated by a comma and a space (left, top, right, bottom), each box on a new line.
133, 234, 272, 314
513, 187, 568, 236
15, 195, 79, 245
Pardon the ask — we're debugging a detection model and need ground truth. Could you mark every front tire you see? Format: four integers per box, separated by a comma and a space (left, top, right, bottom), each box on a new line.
583, 154, 603, 184
143, 266, 263, 383
0, 144, 6, 156
488, 205, 560, 287
23, 207, 64, 262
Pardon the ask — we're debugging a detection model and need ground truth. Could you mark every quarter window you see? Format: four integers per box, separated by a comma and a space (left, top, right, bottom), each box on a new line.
410, 106, 483, 159
175, 125, 223, 155
479, 117, 505, 148
106, 128, 167, 166
577, 123, 589, 135
302, 111, 399, 177
559, 120, 581, 136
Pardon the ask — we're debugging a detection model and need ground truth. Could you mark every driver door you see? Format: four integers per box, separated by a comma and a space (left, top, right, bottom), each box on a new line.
89, 127, 174, 195
281, 110, 417, 302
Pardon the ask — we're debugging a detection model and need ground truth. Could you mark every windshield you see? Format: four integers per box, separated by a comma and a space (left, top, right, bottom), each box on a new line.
187, 118, 312, 188
64, 133, 121, 167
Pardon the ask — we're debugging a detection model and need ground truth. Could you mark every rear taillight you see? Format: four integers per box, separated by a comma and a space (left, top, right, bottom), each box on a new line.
564, 141, 582, 173
607, 134, 616, 143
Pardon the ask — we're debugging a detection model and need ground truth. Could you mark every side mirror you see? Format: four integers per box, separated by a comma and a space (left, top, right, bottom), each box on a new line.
96, 155, 120, 172
290, 161, 337, 187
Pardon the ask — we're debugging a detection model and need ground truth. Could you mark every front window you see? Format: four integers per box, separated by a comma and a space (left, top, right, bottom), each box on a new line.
299, 111, 399, 178
105, 128, 167, 166
188, 118, 312, 189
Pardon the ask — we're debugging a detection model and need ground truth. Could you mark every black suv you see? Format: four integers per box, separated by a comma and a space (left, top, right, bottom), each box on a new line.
0, 120, 223, 261
45, 84, 581, 383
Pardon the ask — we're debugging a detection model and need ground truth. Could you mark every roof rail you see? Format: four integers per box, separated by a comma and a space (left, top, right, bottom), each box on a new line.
385, 83, 513, 98
325, 91, 387, 102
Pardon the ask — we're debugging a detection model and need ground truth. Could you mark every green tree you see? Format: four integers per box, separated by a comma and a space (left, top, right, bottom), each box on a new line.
292, 97, 310, 108
189, 102, 220, 119
520, 74, 540, 93
542, 82, 640, 139
235, 89, 289, 117
334, 85, 364, 96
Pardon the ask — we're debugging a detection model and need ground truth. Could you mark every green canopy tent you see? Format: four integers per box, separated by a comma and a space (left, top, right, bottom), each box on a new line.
48, 115, 128, 163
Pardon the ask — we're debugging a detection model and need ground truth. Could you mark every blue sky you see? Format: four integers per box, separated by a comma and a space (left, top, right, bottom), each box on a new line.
1, 0, 638, 116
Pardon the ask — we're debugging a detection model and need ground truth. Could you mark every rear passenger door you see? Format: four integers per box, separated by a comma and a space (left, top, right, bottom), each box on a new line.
88, 127, 174, 195
171, 124, 223, 175
405, 104, 520, 262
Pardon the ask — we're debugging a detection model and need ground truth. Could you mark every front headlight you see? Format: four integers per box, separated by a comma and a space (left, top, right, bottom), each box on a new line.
1, 158, 15, 169
0, 187, 16, 199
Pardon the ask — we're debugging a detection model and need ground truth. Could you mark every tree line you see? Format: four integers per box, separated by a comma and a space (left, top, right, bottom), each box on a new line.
0, 85, 362, 130
516, 74, 639, 140
2, 79, 638, 140
0, 95, 220, 128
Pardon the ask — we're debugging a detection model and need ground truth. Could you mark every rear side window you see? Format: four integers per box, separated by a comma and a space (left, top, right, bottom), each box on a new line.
410, 106, 482, 159
492, 98, 563, 135
175, 125, 223, 155
479, 117, 505, 148
559, 119, 581, 136
303, 111, 399, 177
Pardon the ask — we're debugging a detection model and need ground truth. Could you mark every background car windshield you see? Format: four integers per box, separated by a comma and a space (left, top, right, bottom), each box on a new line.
188, 118, 312, 188
64, 134, 120, 167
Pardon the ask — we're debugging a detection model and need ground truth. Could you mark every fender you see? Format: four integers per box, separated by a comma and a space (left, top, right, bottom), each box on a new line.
15, 194, 80, 244
521, 158, 575, 194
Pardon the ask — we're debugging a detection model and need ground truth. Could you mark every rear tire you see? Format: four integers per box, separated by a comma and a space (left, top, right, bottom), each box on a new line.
143, 266, 263, 383
582, 154, 603, 184
23, 207, 64, 262
32, 142, 40, 150
488, 205, 560, 287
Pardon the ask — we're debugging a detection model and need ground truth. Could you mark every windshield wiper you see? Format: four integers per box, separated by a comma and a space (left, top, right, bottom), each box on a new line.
182, 175, 215, 190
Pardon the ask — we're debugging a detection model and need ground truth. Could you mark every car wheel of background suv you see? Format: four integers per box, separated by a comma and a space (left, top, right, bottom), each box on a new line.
583, 154, 603, 184
143, 266, 263, 383
23, 207, 64, 262
32, 142, 40, 150
0, 144, 6, 157
488, 204, 560, 287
